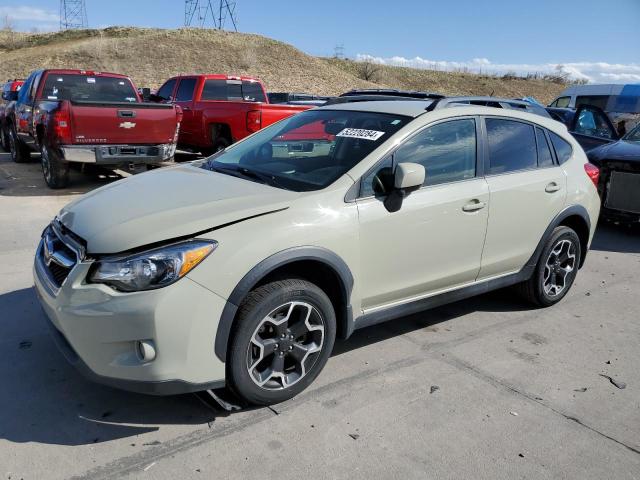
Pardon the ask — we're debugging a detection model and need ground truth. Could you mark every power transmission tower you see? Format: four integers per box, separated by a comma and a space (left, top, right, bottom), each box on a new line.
333, 44, 345, 59
184, 0, 237, 31
60, 0, 88, 30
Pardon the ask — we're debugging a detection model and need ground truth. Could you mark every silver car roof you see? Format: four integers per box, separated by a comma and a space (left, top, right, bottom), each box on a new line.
318, 100, 434, 118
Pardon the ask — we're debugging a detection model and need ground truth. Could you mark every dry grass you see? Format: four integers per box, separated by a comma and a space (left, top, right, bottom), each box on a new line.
1, 27, 568, 103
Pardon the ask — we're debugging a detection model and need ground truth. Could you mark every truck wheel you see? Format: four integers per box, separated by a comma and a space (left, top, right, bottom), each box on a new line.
202, 136, 231, 156
41, 143, 70, 189
0, 125, 9, 151
228, 279, 336, 406
9, 127, 30, 163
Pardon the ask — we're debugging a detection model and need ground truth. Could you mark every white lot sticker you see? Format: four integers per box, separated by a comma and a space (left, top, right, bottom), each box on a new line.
87, 77, 96, 83
336, 128, 385, 141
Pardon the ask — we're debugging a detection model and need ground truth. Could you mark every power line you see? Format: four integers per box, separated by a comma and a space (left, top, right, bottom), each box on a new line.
60, 0, 88, 30
184, 0, 238, 31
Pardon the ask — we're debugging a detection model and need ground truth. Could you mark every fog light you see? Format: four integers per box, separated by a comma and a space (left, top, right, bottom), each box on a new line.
136, 340, 156, 362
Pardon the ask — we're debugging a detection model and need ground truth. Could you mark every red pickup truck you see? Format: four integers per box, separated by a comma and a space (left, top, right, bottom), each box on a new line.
0, 79, 24, 151
6, 69, 182, 188
151, 75, 311, 154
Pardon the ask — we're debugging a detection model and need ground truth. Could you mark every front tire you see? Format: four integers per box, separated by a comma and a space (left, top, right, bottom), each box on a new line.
9, 127, 30, 163
41, 143, 70, 189
0, 124, 9, 151
228, 279, 336, 406
517, 226, 581, 307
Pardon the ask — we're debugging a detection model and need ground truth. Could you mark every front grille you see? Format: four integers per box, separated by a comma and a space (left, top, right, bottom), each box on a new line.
37, 222, 83, 290
606, 171, 640, 214
48, 261, 72, 287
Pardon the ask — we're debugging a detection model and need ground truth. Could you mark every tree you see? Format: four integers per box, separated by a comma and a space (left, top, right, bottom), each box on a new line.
357, 61, 381, 82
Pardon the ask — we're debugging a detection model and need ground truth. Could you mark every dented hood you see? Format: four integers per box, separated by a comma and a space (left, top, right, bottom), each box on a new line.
58, 164, 298, 253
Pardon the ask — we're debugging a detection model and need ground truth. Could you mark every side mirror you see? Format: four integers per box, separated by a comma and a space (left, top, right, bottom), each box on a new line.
395, 162, 425, 190
148, 93, 163, 103
141, 87, 151, 102
384, 162, 425, 213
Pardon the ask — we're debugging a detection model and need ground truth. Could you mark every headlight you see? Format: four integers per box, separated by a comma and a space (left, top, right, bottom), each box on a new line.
88, 240, 217, 292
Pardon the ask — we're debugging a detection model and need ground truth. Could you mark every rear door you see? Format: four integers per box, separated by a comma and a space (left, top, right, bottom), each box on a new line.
173, 77, 199, 144
569, 105, 618, 151
478, 117, 566, 280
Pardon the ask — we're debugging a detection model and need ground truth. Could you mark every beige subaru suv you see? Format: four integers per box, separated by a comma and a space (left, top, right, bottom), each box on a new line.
34, 100, 601, 405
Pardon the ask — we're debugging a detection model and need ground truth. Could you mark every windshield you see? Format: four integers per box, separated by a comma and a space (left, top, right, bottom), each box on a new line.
40, 74, 138, 103
200, 109, 410, 191
623, 123, 640, 142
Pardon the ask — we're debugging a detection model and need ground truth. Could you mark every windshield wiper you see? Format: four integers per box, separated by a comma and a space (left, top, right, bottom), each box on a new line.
204, 164, 288, 190
236, 167, 288, 190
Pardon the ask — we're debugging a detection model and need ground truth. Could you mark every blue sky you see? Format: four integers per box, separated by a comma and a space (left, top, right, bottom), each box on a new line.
2, 0, 639, 82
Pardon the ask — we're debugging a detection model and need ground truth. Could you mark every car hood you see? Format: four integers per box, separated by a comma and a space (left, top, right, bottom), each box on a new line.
588, 140, 640, 164
58, 164, 299, 254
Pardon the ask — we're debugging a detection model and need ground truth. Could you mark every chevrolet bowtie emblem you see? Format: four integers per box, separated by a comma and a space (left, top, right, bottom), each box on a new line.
119, 121, 136, 129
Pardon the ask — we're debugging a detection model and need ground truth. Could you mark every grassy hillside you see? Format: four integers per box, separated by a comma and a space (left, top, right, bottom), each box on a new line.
0, 27, 567, 103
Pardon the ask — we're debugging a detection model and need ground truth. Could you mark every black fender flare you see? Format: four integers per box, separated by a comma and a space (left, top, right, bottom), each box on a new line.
526, 204, 592, 270
214, 246, 354, 362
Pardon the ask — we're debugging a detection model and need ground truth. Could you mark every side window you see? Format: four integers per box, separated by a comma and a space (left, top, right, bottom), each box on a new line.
549, 132, 573, 164
17, 75, 33, 103
360, 156, 394, 197
485, 118, 537, 174
574, 108, 614, 139
552, 96, 570, 108
575, 95, 609, 111
394, 118, 476, 186
29, 72, 42, 100
536, 128, 554, 167
156, 79, 177, 101
175, 78, 197, 102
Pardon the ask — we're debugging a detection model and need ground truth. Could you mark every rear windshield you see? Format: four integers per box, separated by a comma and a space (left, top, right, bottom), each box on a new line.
201, 79, 266, 102
200, 109, 410, 192
40, 74, 138, 103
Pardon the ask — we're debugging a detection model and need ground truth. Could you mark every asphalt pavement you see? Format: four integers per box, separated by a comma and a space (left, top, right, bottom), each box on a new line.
1, 150, 639, 479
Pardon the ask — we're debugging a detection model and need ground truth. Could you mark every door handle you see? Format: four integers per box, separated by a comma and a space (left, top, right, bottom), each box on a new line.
462, 200, 486, 212
545, 182, 561, 193
182, 106, 191, 111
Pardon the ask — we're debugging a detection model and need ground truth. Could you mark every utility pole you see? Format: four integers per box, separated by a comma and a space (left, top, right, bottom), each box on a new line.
60, 0, 88, 30
184, 0, 238, 31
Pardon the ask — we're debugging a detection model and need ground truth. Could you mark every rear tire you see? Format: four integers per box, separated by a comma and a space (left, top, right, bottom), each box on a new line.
41, 142, 70, 189
516, 226, 581, 307
228, 279, 336, 406
9, 127, 30, 163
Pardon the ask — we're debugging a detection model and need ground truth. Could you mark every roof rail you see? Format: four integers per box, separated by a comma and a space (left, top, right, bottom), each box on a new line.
426, 96, 552, 118
340, 89, 444, 100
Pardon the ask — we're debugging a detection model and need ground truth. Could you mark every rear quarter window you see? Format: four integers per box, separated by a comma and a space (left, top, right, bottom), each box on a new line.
549, 132, 573, 164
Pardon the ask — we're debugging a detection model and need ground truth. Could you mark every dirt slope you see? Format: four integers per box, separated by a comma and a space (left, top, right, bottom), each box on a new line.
0, 27, 566, 102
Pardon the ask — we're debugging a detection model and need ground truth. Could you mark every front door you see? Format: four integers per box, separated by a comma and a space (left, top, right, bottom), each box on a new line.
569, 105, 618, 152
174, 77, 198, 145
356, 117, 489, 311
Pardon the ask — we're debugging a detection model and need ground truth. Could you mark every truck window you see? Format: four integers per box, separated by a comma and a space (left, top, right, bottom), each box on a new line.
156, 79, 177, 101
40, 74, 139, 103
201, 79, 266, 102
176, 78, 197, 102
575, 95, 609, 110
241, 81, 266, 102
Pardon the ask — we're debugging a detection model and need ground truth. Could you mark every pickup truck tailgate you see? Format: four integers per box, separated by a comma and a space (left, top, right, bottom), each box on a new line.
69, 101, 178, 145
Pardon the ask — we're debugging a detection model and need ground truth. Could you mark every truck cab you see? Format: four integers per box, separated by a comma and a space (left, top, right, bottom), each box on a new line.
153, 75, 311, 154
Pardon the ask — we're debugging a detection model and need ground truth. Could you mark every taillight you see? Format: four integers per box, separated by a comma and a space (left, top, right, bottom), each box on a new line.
246, 110, 262, 133
584, 163, 600, 188
52, 103, 72, 144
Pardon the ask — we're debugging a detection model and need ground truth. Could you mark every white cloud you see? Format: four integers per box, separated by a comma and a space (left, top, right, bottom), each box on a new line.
0, 5, 59, 23
356, 54, 640, 84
